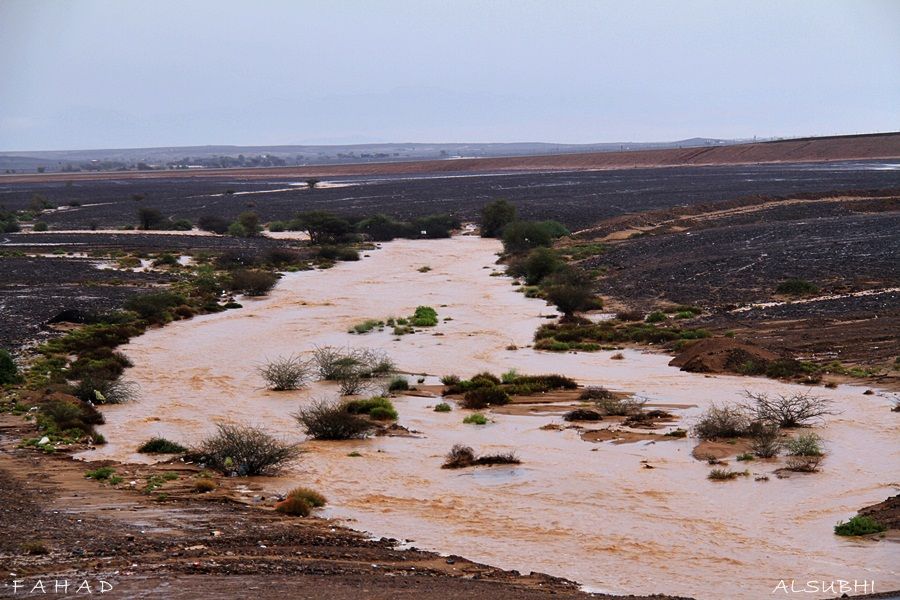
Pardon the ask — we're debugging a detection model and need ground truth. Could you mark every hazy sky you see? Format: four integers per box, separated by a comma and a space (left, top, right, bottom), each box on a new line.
1, 0, 898, 151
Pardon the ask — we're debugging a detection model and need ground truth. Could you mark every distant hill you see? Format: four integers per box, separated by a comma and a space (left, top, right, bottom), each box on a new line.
1, 132, 897, 183
0, 138, 738, 174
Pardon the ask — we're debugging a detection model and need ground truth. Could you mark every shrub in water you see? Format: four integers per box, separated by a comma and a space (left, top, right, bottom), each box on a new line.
693, 404, 750, 440
295, 398, 373, 440
461, 386, 510, 409
784, 432, 823, 456
410, 306, 438, 327
275, 496, 311, 517
579, 386, 614, 401
388, 376, 409, 392
228, 269, 279, 296
834, 515, 886, 536
138, 437, 188, 454
258, 354, 313, 391
563, 408, 603, 421
463, 413, 488, 425
286, 486, 326, 508
442, 444, 476, 468
434, 402, 452, 412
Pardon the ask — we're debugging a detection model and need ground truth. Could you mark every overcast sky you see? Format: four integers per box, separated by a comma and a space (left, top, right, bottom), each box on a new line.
1, 0, 898, 151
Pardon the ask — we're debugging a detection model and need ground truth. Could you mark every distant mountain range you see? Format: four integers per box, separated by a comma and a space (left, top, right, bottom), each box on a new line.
0, 138, 744, 173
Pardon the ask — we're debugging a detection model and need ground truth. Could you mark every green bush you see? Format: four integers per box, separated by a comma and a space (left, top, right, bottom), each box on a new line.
228, 269, 279, 296
351, 319, 383, 334
85, 467, 116, 480
776, 279, 818, 296
834, 515, 886, 536
410, 306, 438, 327
124, 291, 186, 324
463, 413, 488, 425
0, 349, 20, 385
286, 486, 327, 508
192, 424, 297, 476
784, 433, 824, 456
344, 396, 398, 420
296, 398, 373, 439
480, 199, 517, 238
388, 377, 409, 392
138, 437, 188, 454
461, 386, 510, 409
645, 311, 666, 323
434, 402, 452, 412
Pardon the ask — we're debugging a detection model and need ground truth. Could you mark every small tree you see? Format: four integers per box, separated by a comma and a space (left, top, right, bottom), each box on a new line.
480, 199, 516, 238
236, 211, 261, 237
295, 398, 373, 439
0, 349, 20, 385
305, 178, 321, 189
258, 355, 313, 391
742, 391, 836, 428
193, 424, 297, 476
137, 207, 164, 230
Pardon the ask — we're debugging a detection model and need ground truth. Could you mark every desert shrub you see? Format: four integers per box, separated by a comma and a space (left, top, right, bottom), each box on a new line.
440, 374, 461, 386
784, 432, 823, 456
39, 398, 103, 436
501, 220, 566, 253
707, 468, 747, 481
410, 306, 438, 326
461, 386, 510, 409
520, 247, 565, 285
616, 310, 644, 322
777, 279, 818, 296
344, 396, 398, 421
476, 452, 520, 466
693, 404, 750, 440
463, 413, 488, 425
469, 372, 501, 387
442, 444, 477, 468
287, 486, 327, 508
198, 215, 231, 234
138, 437, 187, 454
748, 421, 781, 458
480, 198, 517, 238
312, 346, 395, 382
228, 269, 279, 296
645, 311, 666, 323
0, 349, 21, 385
665, 428, 688, 438
388, 377, 409, 392
834, 515, 887, 536
434, 402, 452, 412
193, 424, 297, 476
152, 253, 179, 267
73, 376, 139, 404
258, 354, 313, 391
579, 386, 614, 401
595, 396, 646, 417
67, 347, 134, 381
275, 496, 311, 517
736, 453, 755, 461
610, 352, 625, 360
137, 207, 165, 230
351, 319, 383, 334
356, 214, 415, 241
194, 478, 217, 493
33, 221, 49, 232
784, 455, 822, 472
295, 398, 373, 440
563, 408, 603, 421
742, 391, 835, 428
125, 291, 186, 324
545, 280, 596, 318
268, 221, 286, 233
509, 374, 578, 390
85, 466, 116, 480
317, 245, 359, 261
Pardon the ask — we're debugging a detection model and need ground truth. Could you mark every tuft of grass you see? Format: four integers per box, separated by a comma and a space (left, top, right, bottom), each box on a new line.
434, 402, 452, 412
784, 432, 824, 457
351, 319, 384, 334
388, 376, 409, 392
707, 468, 749, 481
194, 478, 217, 493
287, 486, 327, 508
275, 496, 311, 517
834, 515, 886, 536
463, 413, 488, 425
736, 453, 755, 461
85, 466, 116, 480
777, 279, 818, 296
138, 437, 188, 454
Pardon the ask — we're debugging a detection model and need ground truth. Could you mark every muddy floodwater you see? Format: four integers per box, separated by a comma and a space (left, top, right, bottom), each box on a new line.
82, 236, 899, 599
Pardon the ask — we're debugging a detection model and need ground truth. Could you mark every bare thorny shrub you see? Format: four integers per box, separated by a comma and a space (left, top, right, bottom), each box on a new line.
595, 396, 647, 417
192, 424, 297, 476
312, 345, 396, 395
741, 391, 837, 428
258, 354, 313, 391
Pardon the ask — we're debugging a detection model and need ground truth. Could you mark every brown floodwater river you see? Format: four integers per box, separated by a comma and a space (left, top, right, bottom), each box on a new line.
80, 236, 899, 599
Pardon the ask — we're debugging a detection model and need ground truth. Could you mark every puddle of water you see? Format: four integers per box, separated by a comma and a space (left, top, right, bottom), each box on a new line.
80, 236, 900, 600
